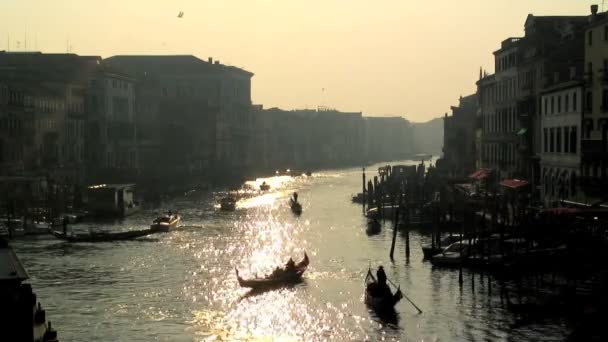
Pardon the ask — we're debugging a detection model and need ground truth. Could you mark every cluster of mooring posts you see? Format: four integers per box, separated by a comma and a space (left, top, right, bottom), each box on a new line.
358, 163, 608, 332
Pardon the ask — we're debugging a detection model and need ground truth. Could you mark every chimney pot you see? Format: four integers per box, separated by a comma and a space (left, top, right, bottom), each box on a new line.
591, 4, 599, 15
214, 61, 220, 65
208, 57, 213, 63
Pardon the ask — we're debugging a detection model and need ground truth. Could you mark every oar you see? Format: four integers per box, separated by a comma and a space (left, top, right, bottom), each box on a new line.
387, 278, 423, 314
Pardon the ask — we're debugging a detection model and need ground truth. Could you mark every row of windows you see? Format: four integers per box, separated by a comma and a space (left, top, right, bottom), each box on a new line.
483, 107, 516, 133
542, 91, 578, 115
482, 143, 516, 165
543, 126, 578, 154
496, 52, 517, 72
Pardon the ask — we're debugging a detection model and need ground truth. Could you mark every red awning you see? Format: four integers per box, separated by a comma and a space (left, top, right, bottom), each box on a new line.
540, 207, 581, 215
499, 179, 529, 189
469, 169, 490, 180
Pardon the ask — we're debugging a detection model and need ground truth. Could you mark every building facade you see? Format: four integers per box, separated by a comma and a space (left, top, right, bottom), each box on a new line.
104, 55, 254, 185
581, 8, 608, 195
540, 81, 582, 203
443, 93, 478, 177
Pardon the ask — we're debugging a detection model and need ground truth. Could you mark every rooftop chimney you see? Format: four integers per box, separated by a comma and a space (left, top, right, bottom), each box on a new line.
214, 61, 220, 65
208, 57, 213, 64
591, 4, 599, 15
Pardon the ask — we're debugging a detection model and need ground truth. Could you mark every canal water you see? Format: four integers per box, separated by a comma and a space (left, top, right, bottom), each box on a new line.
12, 161, 569, 341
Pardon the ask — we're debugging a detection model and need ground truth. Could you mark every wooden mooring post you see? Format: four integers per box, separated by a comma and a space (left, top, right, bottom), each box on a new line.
389, 203, 400, 261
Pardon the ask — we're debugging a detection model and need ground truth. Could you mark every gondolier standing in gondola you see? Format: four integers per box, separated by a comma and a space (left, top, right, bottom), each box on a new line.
375, 266, 392, 297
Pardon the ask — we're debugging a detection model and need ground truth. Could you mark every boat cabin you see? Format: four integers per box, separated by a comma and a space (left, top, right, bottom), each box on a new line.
87, 184, 140, 217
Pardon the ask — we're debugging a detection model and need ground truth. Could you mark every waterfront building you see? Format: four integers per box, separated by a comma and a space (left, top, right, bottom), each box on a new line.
258, 107, 365, 172
581, 6, 608, 196
476, 12, 587, 199
104, 55, 254, 185
515, 14, 587, 197
363, 116, 412, 164
85, 64, 139, 184
539, 79, 583, 204
0, 52, 98, 186
442, 93, 477, 177
492, 37, 520, 179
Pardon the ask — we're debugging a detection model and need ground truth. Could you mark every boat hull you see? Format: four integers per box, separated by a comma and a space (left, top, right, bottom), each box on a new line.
237, 253, 309, 290
51, 229, 157, 243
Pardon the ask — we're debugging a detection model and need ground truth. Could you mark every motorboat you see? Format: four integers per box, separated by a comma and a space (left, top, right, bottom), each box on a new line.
150, 214, 180, 232
429, 241, 472, 267
220, 197, 237, 211
421, 235, 462, 259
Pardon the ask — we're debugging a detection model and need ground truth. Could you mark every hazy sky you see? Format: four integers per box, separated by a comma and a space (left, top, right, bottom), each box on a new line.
0, 0, 597, 122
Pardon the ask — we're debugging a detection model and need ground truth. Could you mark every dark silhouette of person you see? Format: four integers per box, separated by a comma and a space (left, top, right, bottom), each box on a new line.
286, 257, 296, 271
62, 215, 68, 235
377, 266, 387, 285
293, 192, 298, 203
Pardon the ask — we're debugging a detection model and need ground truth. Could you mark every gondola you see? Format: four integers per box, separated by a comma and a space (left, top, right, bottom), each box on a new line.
150, 214, 180, 232
259, 182, 271, 191
220, 197, 237, 211
365, 269, 402, 311
51, 228, 157, 243
290, 199, 302, 215
236, 252, 309, 290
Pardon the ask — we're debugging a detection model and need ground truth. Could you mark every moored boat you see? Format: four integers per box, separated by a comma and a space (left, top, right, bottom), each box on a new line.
365, 268, 402, 311
422, 235, 462, 259
429, 241, 472, 267
351, 193, 365, 204
236, 252, 309, 290
51, 228, 157, 243
150, 214, 180, 232
220, 197, 237, 211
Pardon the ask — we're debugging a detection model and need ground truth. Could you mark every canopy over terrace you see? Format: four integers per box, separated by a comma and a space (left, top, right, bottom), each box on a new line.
499, 179, 529, 189
469, 168, 491, 180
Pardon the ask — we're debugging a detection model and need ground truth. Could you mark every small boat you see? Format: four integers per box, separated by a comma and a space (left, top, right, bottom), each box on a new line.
259, 182, 271, 191
236, 252, 309, 290
24, 221, 53, 235
351, 193, 365, 204
365, 269, 402, 311
51, 228, 157, 243
220, 197, 237, 211
290, 200, 302, 215
421, 235, 462, 259
429, 241, 472, 267
150, 214, 180, 232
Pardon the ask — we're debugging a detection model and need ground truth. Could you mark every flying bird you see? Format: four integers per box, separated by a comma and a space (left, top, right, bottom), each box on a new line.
177, 11, 184, 18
